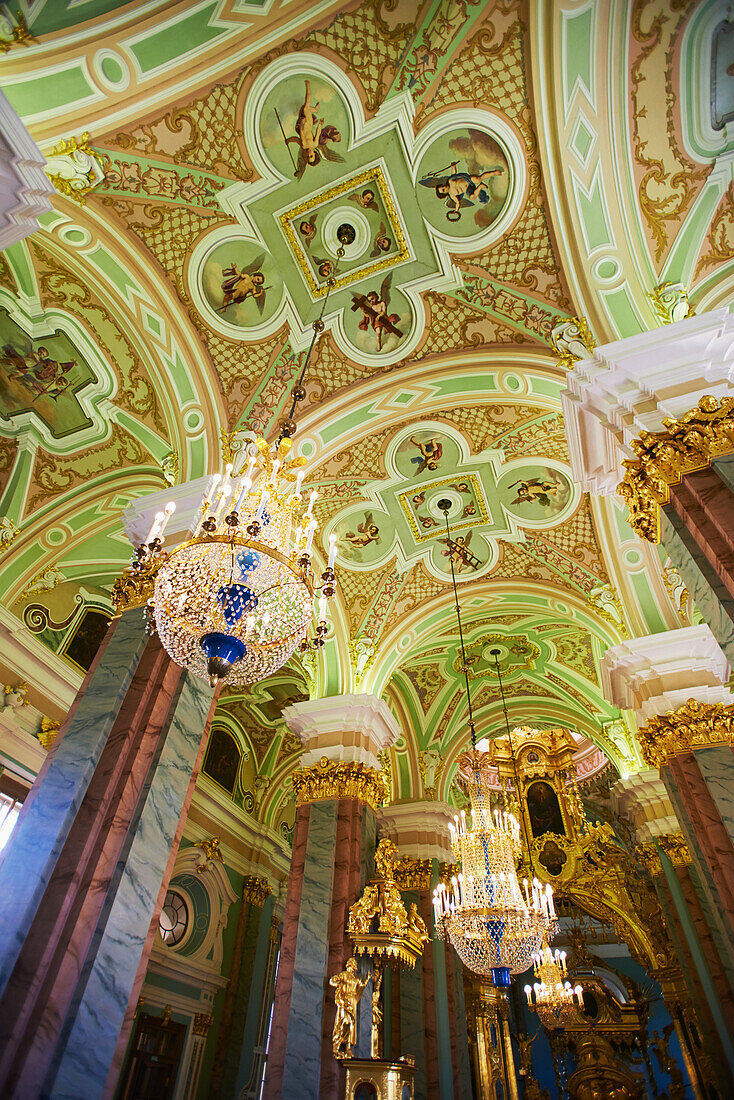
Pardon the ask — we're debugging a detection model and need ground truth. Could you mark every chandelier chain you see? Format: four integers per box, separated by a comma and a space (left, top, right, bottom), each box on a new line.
441, 507, 476, 750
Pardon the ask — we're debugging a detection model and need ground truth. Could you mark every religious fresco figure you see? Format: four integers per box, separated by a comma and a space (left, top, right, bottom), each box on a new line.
408, 434, 443, 473
217, 257, 268, 314
369, 221, 391, 257
344, 511, 381, 550
421, 164, 505, 221
351, 274, 402, 352
1, 343, 77, 402
348, 187, 379, 213
283, 80, 344, 178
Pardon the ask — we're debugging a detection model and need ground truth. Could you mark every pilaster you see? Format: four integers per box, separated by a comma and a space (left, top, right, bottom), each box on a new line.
0, 611, 217, 1100
263, 693, 393, 1100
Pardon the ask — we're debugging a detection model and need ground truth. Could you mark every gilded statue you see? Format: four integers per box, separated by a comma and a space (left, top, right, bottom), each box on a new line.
330, 957, 368, 1059
194, 836, 223, 872
348, 883, 379, 933
374, 837, 399, 880
379, 881, 408, 936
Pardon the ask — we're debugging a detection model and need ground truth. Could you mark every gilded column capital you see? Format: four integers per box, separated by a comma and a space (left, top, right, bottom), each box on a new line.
638, 698, 734, 767
292, 756, 389, 811
193, 1012, 214, 1036
111, 556, 163, 614
635, 833, 691, 876
393, 857, 432, 890
242, 873, 272, 908
617, 394, 734, 542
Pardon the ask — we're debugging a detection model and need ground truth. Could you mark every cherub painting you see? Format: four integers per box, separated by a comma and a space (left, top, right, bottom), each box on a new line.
283, 80, 344, 179
298, 213, 317, 248
349, 188, 379, 214
369, 222, 391, 258
351, 274, 402, 352
440, 531, 480, 572
420, 166, 505, 221
217, 256, 268, 314
507, 475, 563, 509
408, 435, 443, 474
416, 127, 510, 228
345, 512, 380, 550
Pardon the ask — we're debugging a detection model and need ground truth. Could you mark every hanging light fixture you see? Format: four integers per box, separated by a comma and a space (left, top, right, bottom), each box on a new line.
432, 501, 557, 986
524, 939, 583, 1028
122, 234, 355, 687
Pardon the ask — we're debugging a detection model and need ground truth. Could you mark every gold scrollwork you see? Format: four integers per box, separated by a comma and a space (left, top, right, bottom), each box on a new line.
617, 395, 734, 542
38, 716, 61, 751
111, 555, 165, 614
637, 698, 734, 768
393, 856, 432, 890
292, 756, 389, 811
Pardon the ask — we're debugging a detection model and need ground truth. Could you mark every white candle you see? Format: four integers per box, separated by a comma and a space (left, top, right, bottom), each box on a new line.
318, 596, 328, 621
295, 469, 306, 496
304, 519, 316, 553
232, 476, 252, 513
205, 472, 220, 499
270, 459, 281, 483
213, 485, 231, 518
157, 501, 176, 539
304, 489, 318, 520
221, 462, 233, 497
328, 532, 337, 569
255, 490, 269, 523
145, 511, 165, 544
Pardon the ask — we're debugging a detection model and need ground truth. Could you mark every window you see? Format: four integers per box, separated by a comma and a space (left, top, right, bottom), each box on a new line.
158, 890, 188, 947
0, 793, 20, 855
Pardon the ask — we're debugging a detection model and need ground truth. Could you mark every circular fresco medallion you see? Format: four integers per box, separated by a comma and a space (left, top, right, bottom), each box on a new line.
200, 240, 283, 329
415, 126, 511, 236
497, 464, 573, 523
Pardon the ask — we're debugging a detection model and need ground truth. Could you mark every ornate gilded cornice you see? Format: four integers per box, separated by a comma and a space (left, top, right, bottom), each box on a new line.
617, 395, 734, 542
242, 873, 272, 908
393, 856, 432, 890
635, 833, 691, 876
193, 1012, 214, 1036
292, 756, 389, 811
638, 698, 734, 768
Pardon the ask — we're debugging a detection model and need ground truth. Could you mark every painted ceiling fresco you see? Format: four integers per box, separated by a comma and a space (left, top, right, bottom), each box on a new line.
0, 0, 731, 826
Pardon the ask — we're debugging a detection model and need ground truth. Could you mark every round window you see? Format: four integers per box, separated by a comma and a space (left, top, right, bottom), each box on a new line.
159, 890, 189, 946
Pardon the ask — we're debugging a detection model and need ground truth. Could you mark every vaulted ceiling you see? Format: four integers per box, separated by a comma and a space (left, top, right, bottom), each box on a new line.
1, 0, 729, 823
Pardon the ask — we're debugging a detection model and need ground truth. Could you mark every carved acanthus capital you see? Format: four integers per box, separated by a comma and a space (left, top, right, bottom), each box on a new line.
393, 856, 432, 890
242, 874, 272, 908
618, 395, 734, 542
292, 756, 389, 811
638, 698, 734, 767
192, 1012, 214, 1036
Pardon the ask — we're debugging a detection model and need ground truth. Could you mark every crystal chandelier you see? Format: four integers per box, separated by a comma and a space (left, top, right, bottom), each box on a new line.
127, 244, 354, 688
137, 435, 337, 687
432, 500, 556, 985
524, 939, 582, 1028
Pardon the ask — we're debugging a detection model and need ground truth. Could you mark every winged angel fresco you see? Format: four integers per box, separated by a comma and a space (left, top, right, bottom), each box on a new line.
280, 80, 344, 179
217, 255, 268, 315
351, 274, 402, 352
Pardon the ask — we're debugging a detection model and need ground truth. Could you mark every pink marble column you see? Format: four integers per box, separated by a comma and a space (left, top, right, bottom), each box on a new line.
668, 469, 734, 606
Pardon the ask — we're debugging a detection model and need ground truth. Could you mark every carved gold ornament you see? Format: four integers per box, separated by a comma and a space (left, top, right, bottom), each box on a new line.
38, 716, 61, 750
44, 134, 105, 205
192, 1012, 214, 1036
347, 839, 430, 968
292, 756, 389, 811
637, 698, 734, 768
393, 856, 432, 890
617, 395, 734, 542
194, 836, 224, 872
112, 552, 164, 614
635, 833, 692, 876
242, 874, 272, 908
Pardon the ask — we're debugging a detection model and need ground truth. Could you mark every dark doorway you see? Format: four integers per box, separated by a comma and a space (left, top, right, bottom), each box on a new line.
119, 1011, 186, 1100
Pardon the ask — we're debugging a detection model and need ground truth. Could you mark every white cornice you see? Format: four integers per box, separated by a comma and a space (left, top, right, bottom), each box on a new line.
0, 605, 81, 714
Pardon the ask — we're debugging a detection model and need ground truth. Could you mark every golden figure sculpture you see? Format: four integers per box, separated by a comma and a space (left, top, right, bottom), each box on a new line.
348, 883, 379, 933
379, 881, 408, 936
330, 957, 368, 1059
371, 964, 384, 1059
374, 837, 400, 879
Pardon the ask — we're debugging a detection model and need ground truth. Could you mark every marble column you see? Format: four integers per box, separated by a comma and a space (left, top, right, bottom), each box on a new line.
602, 625, 734, 1086
381, 800, 473, 1100
0, 610, 217, 1100
209, 875, 276, 1098
262, 694, 397, 1100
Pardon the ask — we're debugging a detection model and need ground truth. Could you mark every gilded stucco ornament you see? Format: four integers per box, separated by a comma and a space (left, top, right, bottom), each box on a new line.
648, 282, 695, 325
347, 838, 430, 967
194, 836, 224, 873
38, 716, 61, 750
44, 134, 105, 205
550, 317, 595, 370
637, 698, 734, 768
112, 552, 165, 614
635, 833, 692, 876
618, 395, 734, 542
292, 756, 389, 811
